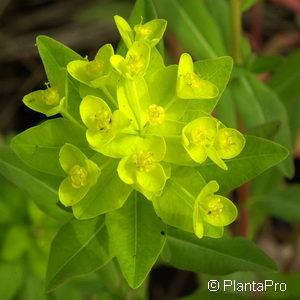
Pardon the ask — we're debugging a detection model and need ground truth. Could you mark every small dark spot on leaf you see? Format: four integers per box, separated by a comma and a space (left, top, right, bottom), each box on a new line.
161, 231, 165, 235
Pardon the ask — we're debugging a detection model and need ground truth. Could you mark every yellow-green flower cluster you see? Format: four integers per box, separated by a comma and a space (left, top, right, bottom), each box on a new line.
183, 117, 245, 170
22, 15, 246, 239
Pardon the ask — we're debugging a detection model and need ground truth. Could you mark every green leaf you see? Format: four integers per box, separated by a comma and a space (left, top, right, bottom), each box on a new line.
106, 192, 166, 288
245, 120, 281, 140
46, 215, 111, 291
153, 167, 206, 233
153, 0, 226, 58
215, 89, 237, 128
250, 185, 300, 223
163, 228, 277, 275
268, 49, 300, 147
36, 35, 82, 92
231, 72, 293, 178
203, 0, 231, 53
268, 49, 300, 103
11, 118, 91, 176
184, 56, 233, 115
0, 146, 70, 221
197, 135, 289, 195
0, 263, 23, 300
73, 157, 132, 219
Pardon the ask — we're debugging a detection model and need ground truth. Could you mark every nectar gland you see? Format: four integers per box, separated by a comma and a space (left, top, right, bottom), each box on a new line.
135, 25, 152, 37
207, 197, 223, 216
191, 126, 215, 147
133, 151, 154, 172
148, 104, 165, 125
93, 109, 112, 131
70, 165, 88, 189
126, 55, 146, 76
218, 131, 237, 151
85, 60, 103, 76
184, 72, 203, 89
42, 87, 60, 105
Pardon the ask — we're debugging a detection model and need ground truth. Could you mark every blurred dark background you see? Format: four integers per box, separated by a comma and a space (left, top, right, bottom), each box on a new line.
0, 0, 135, 137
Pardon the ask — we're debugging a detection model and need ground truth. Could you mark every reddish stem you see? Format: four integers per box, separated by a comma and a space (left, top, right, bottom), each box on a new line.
237, 180, 250, 237
249, 2, 263, 53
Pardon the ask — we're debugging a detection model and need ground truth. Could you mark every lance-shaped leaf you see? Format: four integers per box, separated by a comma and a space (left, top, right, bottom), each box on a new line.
36, 35, 82, 91
153, 0, 226, 58
197, 135, 289, 195
268, 48, 300, 103
0, 146, 71, 221
46, 216, 112, 291
162, 227, 277, 275
231, 72, 293, 178
11, 118, 92, 176
29, 35, 82, 116
106, 192, 166, 288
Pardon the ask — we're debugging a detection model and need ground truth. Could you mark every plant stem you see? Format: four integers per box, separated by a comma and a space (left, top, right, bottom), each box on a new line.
230, 0, 243, 64
102, 86, 118, 108
237, 183, 250, 237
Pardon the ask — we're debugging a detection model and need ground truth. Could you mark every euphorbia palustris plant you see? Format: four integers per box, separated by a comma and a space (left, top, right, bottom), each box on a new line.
11, 11, 287, 291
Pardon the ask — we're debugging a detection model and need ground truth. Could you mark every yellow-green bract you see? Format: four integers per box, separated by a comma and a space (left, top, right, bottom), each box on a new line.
59, 144, 100, 206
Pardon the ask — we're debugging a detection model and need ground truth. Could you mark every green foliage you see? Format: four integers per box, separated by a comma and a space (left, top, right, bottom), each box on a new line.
46, 216, 111, 291
11, 118, 92, 176
0, 146, 71, 221
153, 0, 226, 58
106, 192, 166, 288
198, 135, 288, 195
163, 228, 277, 274
231, 71, 293, 177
